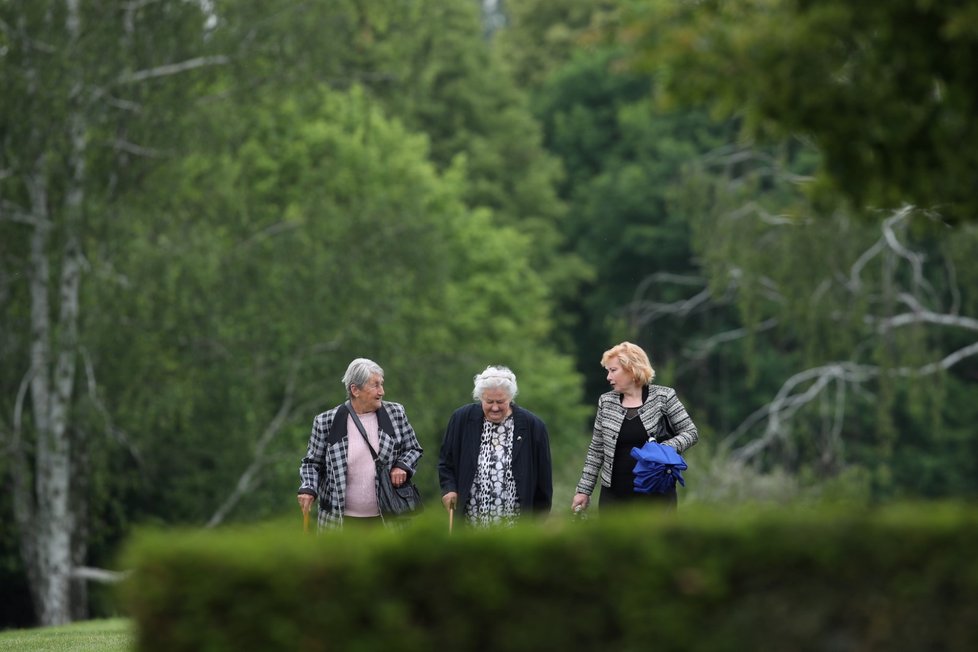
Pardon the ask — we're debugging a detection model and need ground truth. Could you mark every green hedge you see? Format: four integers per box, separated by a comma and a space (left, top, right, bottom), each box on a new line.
120, 503, 978, 651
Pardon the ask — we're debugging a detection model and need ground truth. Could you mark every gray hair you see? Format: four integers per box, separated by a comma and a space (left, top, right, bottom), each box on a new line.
472, 365, 518, 401
342, 358, 384, 398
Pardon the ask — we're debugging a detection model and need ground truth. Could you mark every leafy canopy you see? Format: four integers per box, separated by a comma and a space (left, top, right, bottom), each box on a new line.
618, 0, 978, 220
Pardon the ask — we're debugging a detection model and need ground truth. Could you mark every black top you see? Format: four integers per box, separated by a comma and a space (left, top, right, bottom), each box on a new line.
607, 386, 651, 497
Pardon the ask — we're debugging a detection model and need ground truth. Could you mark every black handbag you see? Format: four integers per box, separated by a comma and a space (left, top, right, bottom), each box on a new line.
652, 411, 677, 442
347, 403, 424, 517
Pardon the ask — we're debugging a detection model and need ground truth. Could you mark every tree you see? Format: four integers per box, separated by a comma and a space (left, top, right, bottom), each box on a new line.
495, 0, 616, 89
497, 4, 735, 394
0, 0, 231, 625
617, 0, 978, 221
87, 84, 588, 528
2, 0, 590, 625
639, 143, 978, 501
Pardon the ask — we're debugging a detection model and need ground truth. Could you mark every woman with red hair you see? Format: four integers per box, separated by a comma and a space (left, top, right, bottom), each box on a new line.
571, 342, 698, 512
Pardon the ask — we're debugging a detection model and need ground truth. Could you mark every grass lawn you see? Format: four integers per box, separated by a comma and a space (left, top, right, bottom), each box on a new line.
0, 617, 133, 652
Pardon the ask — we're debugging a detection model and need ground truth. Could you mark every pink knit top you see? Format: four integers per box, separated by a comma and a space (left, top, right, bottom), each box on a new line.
345, 411, 381, 517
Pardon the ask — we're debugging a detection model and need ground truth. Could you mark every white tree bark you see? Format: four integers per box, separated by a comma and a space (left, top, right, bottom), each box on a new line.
24, 164, 80, 626
630, 202, 978, 481
9, 0, 86, 627
206, 361, 301, 528
4, 0, 231, 625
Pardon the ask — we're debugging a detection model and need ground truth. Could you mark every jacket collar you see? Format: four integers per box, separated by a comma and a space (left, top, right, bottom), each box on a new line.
615, 384, 650, 405
328, 401, 395, 446
467, 402, 527, 459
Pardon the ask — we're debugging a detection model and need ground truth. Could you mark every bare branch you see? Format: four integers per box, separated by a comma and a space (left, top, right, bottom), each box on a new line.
845, 206, 926, 297
636, 272, 706, 289
0, 199, 45, 226
627, 273, 734, 328
12, 367, 35, 451
726, 342, 978, 463
71, 566, 130, 584
881, 206, 924, 284
699, 142, 815, 187
684, 318, 779, 361
206, 359, 301, 528
892, 341, 978, 377
680, 143, 976, 491
876, 299, 978, 333
235, 220, 304, 253
205, 338, 344, 527
846, 237, 885, 293
104, 95, 143, 112
726, 363, 864, 461
117, 55, 230, 84
112, 138, 166, 158
0, 17, 57, 53
628, 286, 714, 324
725, 200, 799, 226
81, 349, 144, 466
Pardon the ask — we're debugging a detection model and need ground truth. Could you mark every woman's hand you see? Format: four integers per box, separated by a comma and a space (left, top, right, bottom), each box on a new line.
390, 467, 408, 487
571, 493, 590, 513
297, 493, 315, 514
442, 491, 458, 511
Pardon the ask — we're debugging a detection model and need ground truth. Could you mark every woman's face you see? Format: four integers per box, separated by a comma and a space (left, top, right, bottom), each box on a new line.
480, 387, 513, 423
605, 362, 638, 394
351, 373, 385, 413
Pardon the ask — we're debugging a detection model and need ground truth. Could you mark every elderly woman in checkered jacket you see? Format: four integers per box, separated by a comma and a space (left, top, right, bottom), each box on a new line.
571, 342, 698, 513
297, 358, 423, 529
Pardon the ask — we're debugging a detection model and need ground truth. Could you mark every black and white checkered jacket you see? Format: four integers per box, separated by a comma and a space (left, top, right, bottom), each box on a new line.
298, 401, 423, 529
575, 386, 698, 496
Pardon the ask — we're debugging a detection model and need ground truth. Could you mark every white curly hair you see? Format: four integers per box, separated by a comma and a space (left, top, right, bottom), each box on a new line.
472, 365, 518, 401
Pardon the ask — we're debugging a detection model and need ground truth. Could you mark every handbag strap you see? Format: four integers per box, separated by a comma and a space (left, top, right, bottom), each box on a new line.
346, 401, 380, 462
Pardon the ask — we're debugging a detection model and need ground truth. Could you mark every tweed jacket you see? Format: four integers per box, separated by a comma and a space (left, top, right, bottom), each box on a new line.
575, 385, 698, 496
298, 401, 423, 529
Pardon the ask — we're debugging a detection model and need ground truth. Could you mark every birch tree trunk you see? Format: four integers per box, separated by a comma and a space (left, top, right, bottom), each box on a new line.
1, 0, 231, 624
13, 1, 86, 627
3, 0, 90, 627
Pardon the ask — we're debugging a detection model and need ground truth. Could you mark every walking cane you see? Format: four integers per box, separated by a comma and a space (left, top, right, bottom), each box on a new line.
303, 510, 310, 534
449, 505, 454, 535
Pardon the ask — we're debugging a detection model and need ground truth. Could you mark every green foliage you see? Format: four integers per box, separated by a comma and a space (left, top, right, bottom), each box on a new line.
509, 32, 735, 395
6, 0, 978, 628
496, 0, 619, 88
673, 143, 978, 498
121, 505, 978, 651
2, 1, 588, 621
618, 0, 978, 220
83, 82, 587, 526
213, 0, 590, 298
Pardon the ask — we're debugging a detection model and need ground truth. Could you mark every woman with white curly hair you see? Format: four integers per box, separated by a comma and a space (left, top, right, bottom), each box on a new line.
437, 365, 552, 527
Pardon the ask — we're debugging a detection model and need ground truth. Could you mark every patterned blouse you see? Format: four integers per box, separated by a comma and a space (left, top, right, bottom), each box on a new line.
466, 415, 520, 527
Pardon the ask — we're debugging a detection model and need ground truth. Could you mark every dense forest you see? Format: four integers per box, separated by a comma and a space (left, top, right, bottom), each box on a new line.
2, 0, 977, 628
